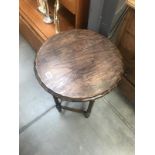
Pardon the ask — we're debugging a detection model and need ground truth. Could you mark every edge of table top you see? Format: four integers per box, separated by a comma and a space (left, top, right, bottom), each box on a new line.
35, 29, 124, 101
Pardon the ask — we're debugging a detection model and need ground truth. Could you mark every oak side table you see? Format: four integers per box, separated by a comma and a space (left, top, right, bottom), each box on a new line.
35, 29, 123, 118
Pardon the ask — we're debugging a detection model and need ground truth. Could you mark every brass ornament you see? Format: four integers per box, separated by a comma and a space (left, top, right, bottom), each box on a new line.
37, 0, 46, 14
37, 0, 53, 24
54, 0, 60, 33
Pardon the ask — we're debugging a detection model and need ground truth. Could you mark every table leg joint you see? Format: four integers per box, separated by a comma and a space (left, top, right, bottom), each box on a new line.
53, 96, 62, 112
53, 95, 95, 118
83, 100, 95, 118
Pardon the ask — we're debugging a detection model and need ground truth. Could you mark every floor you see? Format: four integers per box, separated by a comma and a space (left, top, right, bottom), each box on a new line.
19, 34, 135, 155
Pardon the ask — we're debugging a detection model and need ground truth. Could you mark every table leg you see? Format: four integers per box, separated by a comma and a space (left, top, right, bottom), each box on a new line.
84, 100, 95, 118
53, 95, 62, 112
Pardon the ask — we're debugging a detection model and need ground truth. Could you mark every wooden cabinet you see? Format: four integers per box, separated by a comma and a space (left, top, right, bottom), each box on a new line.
19, 0, 90, 51
116, 1, 135, 103
60, 0, 76, 14
60, 0, 90, 28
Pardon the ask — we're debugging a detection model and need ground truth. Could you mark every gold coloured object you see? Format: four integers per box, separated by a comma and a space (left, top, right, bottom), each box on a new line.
37, 0, 53, 24
37, 0, 46, 14
43, 0, 53, 23
54, 0, 60, 33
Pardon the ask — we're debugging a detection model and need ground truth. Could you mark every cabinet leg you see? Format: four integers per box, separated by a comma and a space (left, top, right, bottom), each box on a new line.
53, 95, 62, 112
84, 100, 95, 118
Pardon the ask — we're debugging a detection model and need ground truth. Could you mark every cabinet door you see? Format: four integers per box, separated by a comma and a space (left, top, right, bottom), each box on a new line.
117, 7, 135, 103
123, 59, 135, 85
118, 7, 135, 85
120, 31, 135, 61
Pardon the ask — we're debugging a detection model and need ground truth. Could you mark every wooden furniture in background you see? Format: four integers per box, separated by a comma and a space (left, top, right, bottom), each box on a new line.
35, 29, 123, 117
116, 1, 135, 103
19, 0, 90, 51
60, 0, 89, 28
127, 0, 135, 9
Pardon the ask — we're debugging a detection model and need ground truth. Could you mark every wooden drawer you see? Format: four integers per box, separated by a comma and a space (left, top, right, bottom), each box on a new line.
60, 0, 76, 14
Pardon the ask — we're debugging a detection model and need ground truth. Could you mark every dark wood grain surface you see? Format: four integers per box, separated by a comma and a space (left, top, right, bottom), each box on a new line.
35, 29, 123, 101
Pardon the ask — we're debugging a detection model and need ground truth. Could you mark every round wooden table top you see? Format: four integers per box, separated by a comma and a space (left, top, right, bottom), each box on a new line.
35, 29, 123, 101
